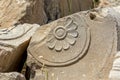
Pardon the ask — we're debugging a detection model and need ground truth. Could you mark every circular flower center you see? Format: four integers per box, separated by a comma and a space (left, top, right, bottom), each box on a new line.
56, 28, 64, 37
54, 26, 66, 40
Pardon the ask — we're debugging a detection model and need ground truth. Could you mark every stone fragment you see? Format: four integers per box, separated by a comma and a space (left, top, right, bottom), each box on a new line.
0, 0, 94, 27
44, 0, 93, 21
109, 52, 120, 80
0, 0, 29, 28
107, 0, 120, 6
92, 5, 120, 80
26, 7, 117, 80
0, 72, 26, 80
0, 23, 40, 72
0, 0, 47, 27
20, 0, 48, 25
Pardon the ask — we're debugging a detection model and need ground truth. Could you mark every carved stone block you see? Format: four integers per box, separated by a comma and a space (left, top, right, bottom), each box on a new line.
27, 10, 117, 80
0, 23, 40, 72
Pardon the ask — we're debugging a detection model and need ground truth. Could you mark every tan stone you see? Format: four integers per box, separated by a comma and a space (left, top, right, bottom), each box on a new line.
0, 72, 26, 80
109, 52, 120, 80
0, 0, 47, 28
0, 23, 40, 72
0, 0, 93, 27
108, 6, 120, 80
20, 0, 48, 25
27, 8, 117, 80
0, 0, 29, 28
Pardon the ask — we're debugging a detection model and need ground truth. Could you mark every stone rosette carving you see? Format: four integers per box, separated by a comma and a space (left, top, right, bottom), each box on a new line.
27, 8, 118, 80
46, 17, 78, 51
27, 15, 90, 66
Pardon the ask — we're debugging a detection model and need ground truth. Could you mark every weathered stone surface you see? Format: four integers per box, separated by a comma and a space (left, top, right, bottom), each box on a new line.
43, 0, 94, 22
20, 0, 48, 25
107, 0, 120, 6
0, 23, 40, 72
26, 8, 117, 80
0, 0, 29, 28
109, 52, 120, 80
20, 0, 94, 24
0, 72, 26, 80
96, 0, 120, 8
108, 6, 120, 80
0, 0, 93, 27
98, 6, 120, 80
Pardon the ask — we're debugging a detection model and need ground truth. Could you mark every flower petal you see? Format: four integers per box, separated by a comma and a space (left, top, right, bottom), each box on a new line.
47, 37, 56, 49
55, 41, 62, 51
66, 35, 76, 45
67, 30, 78, 38
62, 40, 70, 50
66, 22, 78, 31
65, 17, 73, 27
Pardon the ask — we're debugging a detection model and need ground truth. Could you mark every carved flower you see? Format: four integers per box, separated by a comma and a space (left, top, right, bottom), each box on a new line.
47, 17, 78, 51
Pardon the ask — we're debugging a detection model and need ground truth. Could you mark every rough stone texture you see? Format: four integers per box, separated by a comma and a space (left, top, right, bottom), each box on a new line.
0, 0, 29, 28
20, 0, 94, 24
107, 0, 120, 6
0, 23, 40, 72
97, 0, 120, 8
43, 0, 94, 22
107, 6, 120, 78
20, 0, 48, 25
26, 8, 117, 80
0, 0, 93, 27
0, 72, 26, 80
99, 6, 120, 50
109, 52, 120, 80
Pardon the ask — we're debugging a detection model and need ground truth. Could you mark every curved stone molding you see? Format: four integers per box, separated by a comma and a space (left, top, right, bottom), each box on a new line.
27, 14, 91, 66
0, 24, 32, 40
47, 17, 79, 51
0, 23, 40, 72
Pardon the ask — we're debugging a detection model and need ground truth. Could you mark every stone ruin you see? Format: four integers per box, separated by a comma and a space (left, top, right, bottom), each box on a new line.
26, 8, 118, 80
0, 24, 40, 72
0, 0, 120, 80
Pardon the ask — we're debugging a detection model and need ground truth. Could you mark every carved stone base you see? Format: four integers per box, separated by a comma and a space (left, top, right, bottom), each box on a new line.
0, 23, 40, 72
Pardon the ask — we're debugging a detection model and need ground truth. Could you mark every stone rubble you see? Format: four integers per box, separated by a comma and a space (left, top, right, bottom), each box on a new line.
0, 23, 40, 72
1, 0, 120, 80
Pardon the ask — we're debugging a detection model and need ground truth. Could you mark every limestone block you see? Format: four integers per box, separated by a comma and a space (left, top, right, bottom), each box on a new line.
0, 0, 29, 28
0, 23, 40, 72
26, 8, 117, 80
99, 6, 120, 80
0, 0, 47, 27
0, 72, 26, 80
